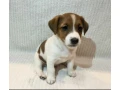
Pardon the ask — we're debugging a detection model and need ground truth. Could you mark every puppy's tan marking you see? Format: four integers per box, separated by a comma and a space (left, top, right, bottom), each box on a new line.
75, 14, 89, 35
57, 13, 73, 41
37, 40, 47, 64
39, 55, 46, 64
38, 40, 46, 54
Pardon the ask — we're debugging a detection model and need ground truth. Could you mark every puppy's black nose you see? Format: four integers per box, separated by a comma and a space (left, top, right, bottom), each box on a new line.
71, 38, 79, 44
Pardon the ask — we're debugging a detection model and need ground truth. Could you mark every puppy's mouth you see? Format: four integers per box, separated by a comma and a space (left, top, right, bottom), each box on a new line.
68, 44, 77, 47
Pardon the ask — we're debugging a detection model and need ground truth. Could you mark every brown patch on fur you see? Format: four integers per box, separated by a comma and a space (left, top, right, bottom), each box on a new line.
37, 40, 47, 64
39, 55, 46, 64
48, 15, 61, 34
37, 40, 46, 54
81, 16, 89, 35
48, 13, 89, 41
74, 14, 89, 35
48, 13, 74, 41
74, 14, 84, 37
57, 13, 73, 41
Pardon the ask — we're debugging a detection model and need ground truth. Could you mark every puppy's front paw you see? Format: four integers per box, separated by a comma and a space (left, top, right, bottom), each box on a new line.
68, 71, 76, 77
39, 73, 47, 80
46, 77, 55, 84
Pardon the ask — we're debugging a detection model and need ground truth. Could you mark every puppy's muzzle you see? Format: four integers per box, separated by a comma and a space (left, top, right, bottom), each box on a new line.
70, 37, 79, 47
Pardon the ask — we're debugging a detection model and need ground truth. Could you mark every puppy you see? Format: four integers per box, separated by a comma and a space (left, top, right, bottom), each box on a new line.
34, 13, 89, 84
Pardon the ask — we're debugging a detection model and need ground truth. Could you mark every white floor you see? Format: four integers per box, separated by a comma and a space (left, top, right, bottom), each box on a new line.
9, 58, 111, 89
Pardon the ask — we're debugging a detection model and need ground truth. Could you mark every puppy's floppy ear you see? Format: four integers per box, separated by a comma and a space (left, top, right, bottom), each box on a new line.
48, 15, 61, 34
81, 16, 89, 35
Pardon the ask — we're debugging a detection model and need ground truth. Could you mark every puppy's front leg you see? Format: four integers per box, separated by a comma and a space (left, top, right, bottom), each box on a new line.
67, 59, 76, 77
47, 60, 55, 84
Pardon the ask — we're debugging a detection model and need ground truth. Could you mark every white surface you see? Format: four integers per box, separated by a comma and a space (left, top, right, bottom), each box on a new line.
9, 52, 110, 89
9, 57, 110, 89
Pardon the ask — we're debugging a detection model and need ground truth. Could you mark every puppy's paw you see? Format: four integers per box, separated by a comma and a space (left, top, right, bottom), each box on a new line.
68, 71, 76, 77
39, 73, 47, 80
46, 77, 55, 84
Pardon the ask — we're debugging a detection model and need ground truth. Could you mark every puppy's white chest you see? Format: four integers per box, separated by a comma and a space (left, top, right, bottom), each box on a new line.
55, 50, 74, 65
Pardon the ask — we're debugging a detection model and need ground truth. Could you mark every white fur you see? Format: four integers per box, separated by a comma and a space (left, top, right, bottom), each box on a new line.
34, 52, 46, 78
65, 31, 81, 48
34, 35, 77, 84
71, 14, 76, 31
34, 14, 81, 84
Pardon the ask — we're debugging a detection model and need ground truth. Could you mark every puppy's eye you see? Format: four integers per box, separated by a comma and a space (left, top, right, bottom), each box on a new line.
62, 25, 68, 31
78, 26, 82, 31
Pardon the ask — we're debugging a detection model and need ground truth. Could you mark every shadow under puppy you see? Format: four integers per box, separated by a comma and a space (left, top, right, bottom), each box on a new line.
34, 13, 89, 84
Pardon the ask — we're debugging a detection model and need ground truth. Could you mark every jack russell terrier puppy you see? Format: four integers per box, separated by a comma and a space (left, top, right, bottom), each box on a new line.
34, 13, 89, 84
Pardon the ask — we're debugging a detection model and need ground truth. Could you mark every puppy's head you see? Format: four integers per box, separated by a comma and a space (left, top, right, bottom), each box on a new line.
48, 13, 89, 49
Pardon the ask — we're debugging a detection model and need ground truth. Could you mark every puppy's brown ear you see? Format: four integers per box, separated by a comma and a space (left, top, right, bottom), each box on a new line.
81, 16, 89, 35
48, 15, 61, 34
